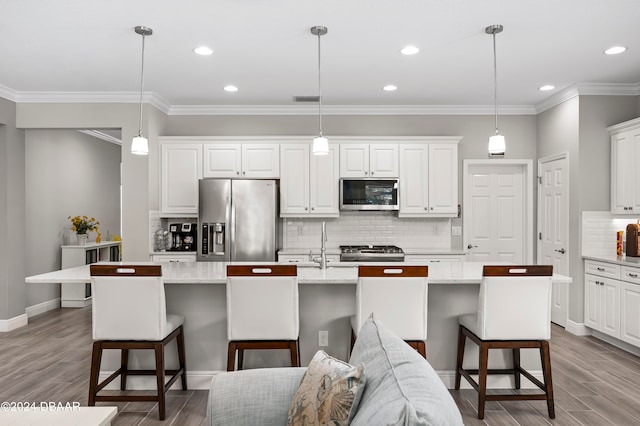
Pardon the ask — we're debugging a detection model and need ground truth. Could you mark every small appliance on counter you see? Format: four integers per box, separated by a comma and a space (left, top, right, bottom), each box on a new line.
626, 220, 640, 257
169, 223, 197, 251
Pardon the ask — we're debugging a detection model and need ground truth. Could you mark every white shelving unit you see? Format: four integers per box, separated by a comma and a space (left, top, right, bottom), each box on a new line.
61, 241, 121, 307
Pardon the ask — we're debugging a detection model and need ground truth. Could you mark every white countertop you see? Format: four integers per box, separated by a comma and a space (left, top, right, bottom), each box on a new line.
26, 261, 572, 285
583, 254, 640, 267
278, 248, 466, 256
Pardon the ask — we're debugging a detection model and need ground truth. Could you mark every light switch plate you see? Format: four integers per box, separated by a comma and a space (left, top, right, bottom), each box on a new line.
318, 331, 329, 347
452, 226, 462, 236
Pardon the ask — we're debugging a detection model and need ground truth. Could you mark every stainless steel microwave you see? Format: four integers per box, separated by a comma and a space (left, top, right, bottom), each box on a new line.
340, 178, 399, 211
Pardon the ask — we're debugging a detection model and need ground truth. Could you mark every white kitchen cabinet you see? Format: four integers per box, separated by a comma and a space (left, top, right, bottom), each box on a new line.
609, 117, 640, 214
203, 143, 279, 178
584, 259, 621, 339
398, 142, 458, 217
160, 142, 202, 215
339, 143, 398, 177
61, 241, 121, 308
620, 265, 640, 346
151, 253, 196, 263
280, 143, 339, 217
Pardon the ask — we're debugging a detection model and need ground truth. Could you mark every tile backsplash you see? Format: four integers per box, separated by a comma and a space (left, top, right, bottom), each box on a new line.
582, 211, 640, 256
283, 211, 451, 250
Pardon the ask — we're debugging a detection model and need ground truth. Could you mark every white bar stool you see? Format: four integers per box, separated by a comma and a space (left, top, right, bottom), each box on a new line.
226, 265, 299, 371
454, 265, 555, 420
350, 265, 428, 357
88, 264, 187, 421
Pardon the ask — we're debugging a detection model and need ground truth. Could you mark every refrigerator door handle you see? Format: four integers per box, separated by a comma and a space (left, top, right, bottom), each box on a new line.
230, 196, 236, 261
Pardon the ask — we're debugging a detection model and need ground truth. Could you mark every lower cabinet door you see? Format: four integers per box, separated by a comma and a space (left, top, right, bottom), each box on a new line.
601, 278, 621, 339
584, 274, 602, 330
621, 282, 640, 346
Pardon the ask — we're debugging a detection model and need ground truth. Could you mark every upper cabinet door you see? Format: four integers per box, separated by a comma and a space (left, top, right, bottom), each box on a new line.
610, 119, 640, 215
428, 143, 458, 214
310, 144, 340, 215
280, 144, 310, 215
369, 144, 399, 177
399, 145, 428, 214
242, 144, 280, 178
203, 144, 241, 178
340, 144, 369, 177
161, 143, 202, 214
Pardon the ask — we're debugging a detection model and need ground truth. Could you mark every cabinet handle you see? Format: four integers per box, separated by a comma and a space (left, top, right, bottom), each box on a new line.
305, 207, 308, 211
371, 171, 374, 175
424, 207, 428, 210
364, 171, 368, 175
242, 171, 246, 175
629, 273, 638, 278
430, 260, 441, 263
430, 207, 434, 210
311, 207, 315, 211
596, 267, 605, 271
236, 171, 240, 175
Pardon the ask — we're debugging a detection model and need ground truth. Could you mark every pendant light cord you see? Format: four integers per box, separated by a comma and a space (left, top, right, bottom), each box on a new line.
492, 31, 498, 135
138, 33, 146, 138
317, 31, 323, 137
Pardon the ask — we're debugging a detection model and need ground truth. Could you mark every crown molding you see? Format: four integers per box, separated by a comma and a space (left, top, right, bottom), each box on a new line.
0, 84, 18, 102
534, 83, 640, 113
2, 83, 637, 116
77, 130, 122, 145
167, 104, 537, 116
11, 91, 172, 114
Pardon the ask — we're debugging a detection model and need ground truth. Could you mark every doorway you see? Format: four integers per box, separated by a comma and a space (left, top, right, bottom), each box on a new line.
538, 153, 569, 327
463, 160, 533, 263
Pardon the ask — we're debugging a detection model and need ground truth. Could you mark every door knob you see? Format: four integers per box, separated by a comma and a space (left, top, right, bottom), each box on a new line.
554, 248, 566, 254
467, 244, 477, 249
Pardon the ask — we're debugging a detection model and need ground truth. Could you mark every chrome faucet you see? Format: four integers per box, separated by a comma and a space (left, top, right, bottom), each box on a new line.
311, 221, 328, 269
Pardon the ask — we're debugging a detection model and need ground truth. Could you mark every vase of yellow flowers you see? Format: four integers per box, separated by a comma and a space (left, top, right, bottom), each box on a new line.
68, 215, 100, 245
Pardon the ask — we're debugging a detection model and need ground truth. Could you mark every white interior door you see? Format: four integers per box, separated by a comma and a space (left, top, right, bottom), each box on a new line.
538, 153, 569, 326
463, 161, 532, 263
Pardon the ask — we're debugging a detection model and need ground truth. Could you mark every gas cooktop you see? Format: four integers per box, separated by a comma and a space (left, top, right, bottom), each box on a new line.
339, 245, 405, 262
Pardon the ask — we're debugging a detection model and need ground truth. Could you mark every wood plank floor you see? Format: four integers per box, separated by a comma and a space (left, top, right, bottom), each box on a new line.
2, 308, 640, 425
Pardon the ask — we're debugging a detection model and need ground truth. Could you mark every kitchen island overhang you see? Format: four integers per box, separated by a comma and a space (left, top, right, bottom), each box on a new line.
25, 262, 572, 391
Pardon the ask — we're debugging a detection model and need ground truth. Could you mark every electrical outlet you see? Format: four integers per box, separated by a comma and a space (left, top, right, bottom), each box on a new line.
318, 330, 329, 347
452, 226, 462, 236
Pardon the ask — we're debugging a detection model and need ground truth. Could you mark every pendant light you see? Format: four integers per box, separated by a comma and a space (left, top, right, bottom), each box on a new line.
311, 26, 329, 156
131, 26, 153, 156
486, 24, 505, 157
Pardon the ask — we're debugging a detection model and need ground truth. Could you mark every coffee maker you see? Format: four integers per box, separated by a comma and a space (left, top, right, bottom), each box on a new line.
169, 223, 197, 251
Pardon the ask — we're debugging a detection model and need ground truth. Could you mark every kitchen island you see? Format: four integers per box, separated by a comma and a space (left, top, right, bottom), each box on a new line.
26, 262, 572, 390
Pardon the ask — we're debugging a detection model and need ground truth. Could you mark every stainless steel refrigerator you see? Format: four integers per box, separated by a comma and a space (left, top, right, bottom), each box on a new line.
198, 179, 279, 261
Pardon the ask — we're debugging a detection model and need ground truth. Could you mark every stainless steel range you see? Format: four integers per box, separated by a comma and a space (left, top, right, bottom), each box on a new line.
340, 245, 405, 262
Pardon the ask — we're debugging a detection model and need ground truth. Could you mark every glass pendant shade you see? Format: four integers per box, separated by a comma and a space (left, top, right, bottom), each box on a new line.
131, 136, 149, 156
312, 136, 329, 155
488, 134, 505, 156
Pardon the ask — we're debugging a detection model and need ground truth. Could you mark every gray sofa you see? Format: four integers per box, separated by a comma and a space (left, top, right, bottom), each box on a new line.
207, 316, 463, 425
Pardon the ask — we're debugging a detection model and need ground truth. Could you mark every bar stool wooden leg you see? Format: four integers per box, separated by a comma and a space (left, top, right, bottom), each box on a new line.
227, 342, 237, 372
120, 348, 129, 390
477, 342, 490, 420
237, 348, 245, 370
154, 343, 166, 421
289, 340, 299, 367
177, 327, 188, 390
512, 348, 521, 389
541, 341, 555, 419
88, 342, 102, 406
454, 325, 466, 390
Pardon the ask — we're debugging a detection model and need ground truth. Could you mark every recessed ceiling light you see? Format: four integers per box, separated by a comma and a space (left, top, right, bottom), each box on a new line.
383, 85, 398, 91
193, 46, 213, 56
400, 46, 419, 55
604, 46, 627, 55
224, 85, 238, 92
539, 85, 555, 91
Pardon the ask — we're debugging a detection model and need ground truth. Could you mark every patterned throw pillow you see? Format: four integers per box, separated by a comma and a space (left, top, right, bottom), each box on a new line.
287, 350, 366, 426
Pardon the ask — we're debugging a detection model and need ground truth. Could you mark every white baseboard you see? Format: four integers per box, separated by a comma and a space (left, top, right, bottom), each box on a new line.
591, 331, 640, 357
566, 320, 591, 336
0, 314, 28, 332
26, 298, 61, 318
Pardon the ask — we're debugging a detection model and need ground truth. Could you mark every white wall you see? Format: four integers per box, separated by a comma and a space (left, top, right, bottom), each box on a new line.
25, 130, 121, 307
